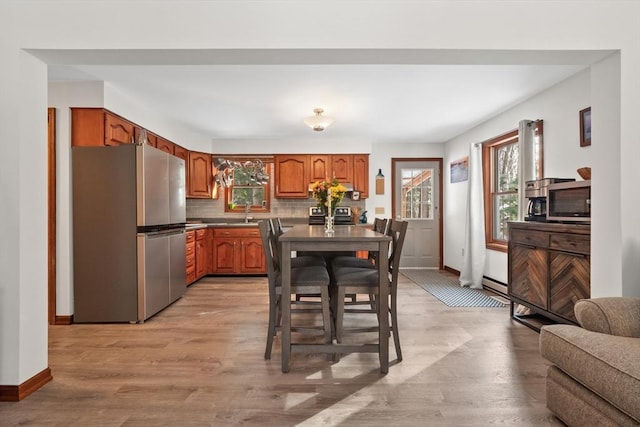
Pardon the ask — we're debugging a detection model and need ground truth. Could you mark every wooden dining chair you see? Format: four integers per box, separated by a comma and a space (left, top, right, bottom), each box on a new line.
259, 220, 333, 360
330, 219, 408, 361
330, 217, 388, 269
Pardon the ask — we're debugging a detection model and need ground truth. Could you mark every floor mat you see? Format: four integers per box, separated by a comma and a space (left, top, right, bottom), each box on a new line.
401, 269, 506, 308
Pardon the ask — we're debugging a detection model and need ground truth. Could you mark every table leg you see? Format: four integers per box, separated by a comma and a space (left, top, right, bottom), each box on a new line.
377, 240, 389, 374
281, 241, 292, 373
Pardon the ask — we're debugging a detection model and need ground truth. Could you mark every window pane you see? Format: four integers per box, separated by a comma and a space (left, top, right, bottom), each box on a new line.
496, 143, 518, 192
400, 168, 433, 219
232, 187, 265, 206
493, 193, 518, 240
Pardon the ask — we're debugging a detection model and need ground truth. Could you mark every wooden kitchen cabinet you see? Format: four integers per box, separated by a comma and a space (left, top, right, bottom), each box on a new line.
195, 228, 209, 280
186, 230, 196, 285
72, 108, 135, 147
352, 154, 369, 198
104, 111, 135, 146
156, 137, 175, 155
308, 155, 330, 182
274, 155, 309, 198
331, 154, 352, 182
508, 221, 590, 328
211, 227, 265, 274
188, 151, 213, 198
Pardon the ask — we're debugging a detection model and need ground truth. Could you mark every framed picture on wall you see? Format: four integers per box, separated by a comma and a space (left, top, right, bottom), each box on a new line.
580, 107, 591, 147
450, 156, 469, 183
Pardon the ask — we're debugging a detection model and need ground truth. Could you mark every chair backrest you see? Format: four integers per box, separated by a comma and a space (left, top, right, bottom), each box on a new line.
386, 219, 408, 286
268, 218, 284, 271
369, 217, 389, 262
258, 220, 279, 295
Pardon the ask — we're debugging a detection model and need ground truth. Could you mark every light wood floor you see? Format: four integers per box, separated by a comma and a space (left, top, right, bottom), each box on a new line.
1, 273, 563, 426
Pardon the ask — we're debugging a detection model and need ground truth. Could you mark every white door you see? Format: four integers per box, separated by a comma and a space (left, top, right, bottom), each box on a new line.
393, 159, 442, 268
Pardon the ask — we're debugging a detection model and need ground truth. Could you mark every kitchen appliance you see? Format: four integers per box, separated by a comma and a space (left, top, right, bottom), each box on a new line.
547, 180, 591, 223
72, 144, 187, 323
308, 206, 354, 225
524, 178, 574, 222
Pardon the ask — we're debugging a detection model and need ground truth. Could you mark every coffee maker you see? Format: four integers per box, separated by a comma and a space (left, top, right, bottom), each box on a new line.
524, 178, 574, 222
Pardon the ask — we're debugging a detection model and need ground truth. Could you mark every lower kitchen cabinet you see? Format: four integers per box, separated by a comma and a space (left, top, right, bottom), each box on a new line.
195, 228, 210, 280
186, 230, 196, 285
507, 221, 590, 328
211, 227, 266, 274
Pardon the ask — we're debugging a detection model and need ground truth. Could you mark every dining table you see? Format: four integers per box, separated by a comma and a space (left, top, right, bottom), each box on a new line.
279, 224, 392, 373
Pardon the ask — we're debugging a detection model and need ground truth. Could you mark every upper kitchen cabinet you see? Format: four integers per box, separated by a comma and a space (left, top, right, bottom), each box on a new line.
173, 145, 188, 162
308, 155, 330, 183
274, 155, 309, 198
156, 137, 175, 155
188, 151, 213, 198
72, 108, 133, 147
352, 154, 369, 198
331, 154, 352, 183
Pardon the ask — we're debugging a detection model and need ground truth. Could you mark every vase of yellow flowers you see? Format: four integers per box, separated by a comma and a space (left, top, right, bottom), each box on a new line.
310, 177, 347, 233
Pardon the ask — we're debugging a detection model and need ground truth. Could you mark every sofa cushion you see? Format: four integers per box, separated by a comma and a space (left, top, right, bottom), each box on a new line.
575, 298, 640, 337
540, 324, 640, 422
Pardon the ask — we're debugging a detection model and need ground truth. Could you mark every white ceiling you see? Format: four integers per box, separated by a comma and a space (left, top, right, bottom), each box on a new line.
43, 49, 600, 144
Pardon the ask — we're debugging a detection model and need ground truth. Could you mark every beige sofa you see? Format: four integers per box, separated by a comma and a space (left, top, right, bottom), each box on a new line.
539, 297, 640, 426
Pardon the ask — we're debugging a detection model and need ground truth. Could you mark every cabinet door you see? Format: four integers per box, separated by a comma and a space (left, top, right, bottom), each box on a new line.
508, 243, 548, 310
104, 112, 135, 146
274, 155, 309, 198
212, 238, 236, 273
195, 229, 207, 279
188, 151, 212, 198
352, 154, 369, 198
156, 137, 175, 155
331, 155, 352, 182
71, 108, 105, 147
173, 145, 188, 162
549, 251, 590, 322
308, 155, 330, 182
239, 238, 266, 273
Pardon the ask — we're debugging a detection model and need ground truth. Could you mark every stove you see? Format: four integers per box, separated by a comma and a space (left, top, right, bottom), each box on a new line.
308, 206, 354, 225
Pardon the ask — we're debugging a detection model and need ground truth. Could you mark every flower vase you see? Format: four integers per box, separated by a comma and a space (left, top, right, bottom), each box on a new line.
324, 214, 334, 234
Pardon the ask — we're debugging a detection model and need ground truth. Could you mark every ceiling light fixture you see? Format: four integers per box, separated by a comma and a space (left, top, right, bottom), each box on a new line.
304, 108, 334, 131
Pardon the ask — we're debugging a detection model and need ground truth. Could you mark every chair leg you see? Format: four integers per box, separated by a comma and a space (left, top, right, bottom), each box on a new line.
390, 290, 402, 362
334, 287, 346, 344
264, 296, 279, 360
320, 287, 332, 345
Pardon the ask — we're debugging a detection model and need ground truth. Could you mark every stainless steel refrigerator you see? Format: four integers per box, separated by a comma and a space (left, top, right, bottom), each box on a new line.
73, 144, 187, 323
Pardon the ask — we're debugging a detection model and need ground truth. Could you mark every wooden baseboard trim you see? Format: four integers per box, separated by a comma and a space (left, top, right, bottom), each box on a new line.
54, 315, 73, 325
0, 368, 52, 402
443, 265, 460, 276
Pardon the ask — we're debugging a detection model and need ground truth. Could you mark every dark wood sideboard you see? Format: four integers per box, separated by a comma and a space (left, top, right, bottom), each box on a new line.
507, 221, 591, 330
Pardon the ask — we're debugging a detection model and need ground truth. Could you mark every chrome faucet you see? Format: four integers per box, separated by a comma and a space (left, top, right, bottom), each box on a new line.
244, 204, 252, 223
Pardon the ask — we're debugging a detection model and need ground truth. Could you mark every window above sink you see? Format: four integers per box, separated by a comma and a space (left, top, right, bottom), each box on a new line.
224, 162, 271, 213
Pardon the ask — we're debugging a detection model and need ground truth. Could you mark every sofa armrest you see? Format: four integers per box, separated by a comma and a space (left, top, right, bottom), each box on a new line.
574, 297, 640, 338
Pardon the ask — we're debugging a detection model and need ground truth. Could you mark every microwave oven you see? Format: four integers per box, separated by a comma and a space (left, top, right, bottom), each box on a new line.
547, 180, 591, 223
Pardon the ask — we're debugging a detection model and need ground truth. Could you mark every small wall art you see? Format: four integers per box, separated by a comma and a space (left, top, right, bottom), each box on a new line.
580, 107, 591, 147
450, 156, 469, 183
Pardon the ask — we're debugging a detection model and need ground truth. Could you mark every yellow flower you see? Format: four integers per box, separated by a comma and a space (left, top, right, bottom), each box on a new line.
311, 177, 347, 215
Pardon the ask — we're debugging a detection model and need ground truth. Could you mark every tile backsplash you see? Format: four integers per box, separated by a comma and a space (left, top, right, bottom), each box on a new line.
187, 196, 365, 220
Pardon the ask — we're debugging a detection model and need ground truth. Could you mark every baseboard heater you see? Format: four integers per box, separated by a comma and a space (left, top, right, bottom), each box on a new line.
482, 276, 508, 299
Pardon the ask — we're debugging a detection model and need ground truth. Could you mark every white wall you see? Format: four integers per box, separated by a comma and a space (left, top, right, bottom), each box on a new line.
2, 0, 640, 388
444, 68, 593, 284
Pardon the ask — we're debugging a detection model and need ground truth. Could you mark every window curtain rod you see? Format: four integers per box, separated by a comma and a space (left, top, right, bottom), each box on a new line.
472, 119, 541, 147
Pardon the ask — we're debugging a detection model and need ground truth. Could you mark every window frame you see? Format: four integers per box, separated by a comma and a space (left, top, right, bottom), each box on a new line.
482, 129, 519, 252
223, 161, 272, 213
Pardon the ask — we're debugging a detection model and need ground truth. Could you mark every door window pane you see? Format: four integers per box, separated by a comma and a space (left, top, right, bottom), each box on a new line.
400, 168, 433, 219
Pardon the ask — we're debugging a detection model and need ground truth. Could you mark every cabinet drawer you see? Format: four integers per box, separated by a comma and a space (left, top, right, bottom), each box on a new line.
510, 229, 548, 248
549, 233, 590, 254
186, 241, 195, 257
196, 229, 207, 240
186, 230, 196, 243
213, 227, 260, 238
186, 253, 195, 267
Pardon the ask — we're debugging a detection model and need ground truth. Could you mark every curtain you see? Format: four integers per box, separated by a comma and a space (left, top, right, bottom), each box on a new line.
459, 143, 485, 289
